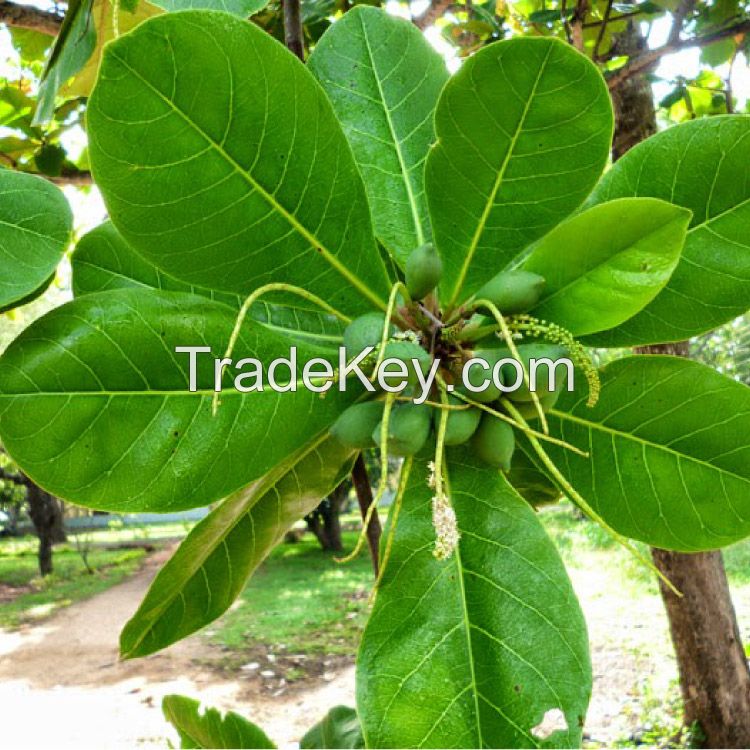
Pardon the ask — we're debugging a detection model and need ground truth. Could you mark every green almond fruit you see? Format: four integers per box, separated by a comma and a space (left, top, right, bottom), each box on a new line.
405, 243, 442, 300
435, 396, 482, 446
372, 403, 432, 457
506, 391, 561, 420
330, 401, 385, 449
380, 339, 432, 386
499, 343, 569, 402
471, 415, 515, 470
343, 313, 394, 356
456, 349, 504, 403
475, 270, 545, 314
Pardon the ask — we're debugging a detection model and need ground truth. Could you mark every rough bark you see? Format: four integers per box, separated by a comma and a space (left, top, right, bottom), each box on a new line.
0, 0, 63, 35
616, 33, 750, 743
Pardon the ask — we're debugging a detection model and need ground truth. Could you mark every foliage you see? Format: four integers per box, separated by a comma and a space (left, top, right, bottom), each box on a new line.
1, 2, 750, 748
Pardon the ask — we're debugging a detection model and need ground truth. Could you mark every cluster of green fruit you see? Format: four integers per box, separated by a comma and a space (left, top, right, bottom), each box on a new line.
329, 243, 569, 471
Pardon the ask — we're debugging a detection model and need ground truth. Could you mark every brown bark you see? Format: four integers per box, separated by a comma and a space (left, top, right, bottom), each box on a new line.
0, 0, 63, 35
305, 481, 348, 552
351, 454, 382, 576
26, 483, 66, 577
616, 41, 750, 740
281, 0, 304, 62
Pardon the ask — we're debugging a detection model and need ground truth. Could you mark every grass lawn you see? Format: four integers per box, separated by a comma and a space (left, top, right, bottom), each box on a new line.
207, 529, 375, 678
0, 520, 194, 629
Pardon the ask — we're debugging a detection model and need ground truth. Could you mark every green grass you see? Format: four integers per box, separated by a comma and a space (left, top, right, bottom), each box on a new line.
208, 530, 373, 675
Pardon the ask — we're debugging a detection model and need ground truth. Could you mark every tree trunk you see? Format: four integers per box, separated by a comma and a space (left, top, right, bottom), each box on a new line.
305, 481, 348, 552
615, 26, 750, 745
26, 483, 66, 576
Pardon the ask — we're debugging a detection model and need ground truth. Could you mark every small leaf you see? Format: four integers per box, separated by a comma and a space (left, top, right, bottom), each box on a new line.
300, 706, 364, 749
546, 355, 750, 551
87, 11, 391, 316
523, 197, 691, 335
426, 37, 613, 309
120, 436, 354, 657
309, 6, 449, 266
357, 451, 591, 748
162, 694, 275, 749
528, 8, 572, 22
583, 116, 750, 346
0, 170, 71, 310
33, 0, 97, 126
0, 289, 357, 512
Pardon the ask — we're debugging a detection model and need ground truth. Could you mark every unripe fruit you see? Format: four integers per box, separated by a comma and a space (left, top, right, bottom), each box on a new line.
435, 396, 482, 446
372, 403, 432, 456
405, 243, 442, 300
457, 349, 504, 403
380, 339, 432, 386
475, 270, 545, 314
499, 343, 568, 402
330, 401, 384, 449
471, 415, 515, 470
343, 313, 394, 356
508, 391, 560, 420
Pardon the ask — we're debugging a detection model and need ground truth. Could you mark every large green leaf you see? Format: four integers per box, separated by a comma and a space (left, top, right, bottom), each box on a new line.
425, 37, 613, 310
120, 436, 354, 658
33, 0, 96, 125
545, 355, 750, 551
301, 706, 364, 749
309, 6, 449, 266
523, 198, 691, 335
72, 221, 345, 343
0, 171, 71, 310
87, 11, 391, 316
583, 116, 750, 346
162, 694, 275, 749
0, 289, 356, 512
357, 451, 590, 748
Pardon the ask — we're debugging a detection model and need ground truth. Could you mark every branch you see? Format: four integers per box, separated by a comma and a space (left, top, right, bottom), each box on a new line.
281, 0, 304, 61
46, 168, 93, 187
413, 0, 454, 30
0, 0, 62, 35
351, 454, 382, 577
0, 466, 30, 487
608, 19, 750, 89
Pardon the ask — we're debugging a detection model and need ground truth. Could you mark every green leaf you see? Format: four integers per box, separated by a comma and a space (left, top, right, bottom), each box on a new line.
0, 170, 71, 310
33, 0, 97, 126
300, 706, 364, 749
0, 289, 357, 512
545, 355, 750, 551
87, 11, 391, 316
309, 6, 449, 266
357, 451, 591, 748
507, 442, 561, 508
583, 116, 750, 347
700, 38, 736, 67
120, 436, 354, 657
162, 694, 275, 749
150, 0, 268, 14
523, 198, 691, 335
425, 37, 613, 310
72, 221, 345, 343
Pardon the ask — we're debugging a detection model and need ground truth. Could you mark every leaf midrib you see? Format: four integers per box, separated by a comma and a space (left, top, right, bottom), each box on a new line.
447, 44, 553, 309
103, 47, 388, 312
552, 407, 750, 484
359, 11, 424, 247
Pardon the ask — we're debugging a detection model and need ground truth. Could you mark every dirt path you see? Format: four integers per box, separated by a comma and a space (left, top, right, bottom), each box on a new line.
1, 548, 749, 748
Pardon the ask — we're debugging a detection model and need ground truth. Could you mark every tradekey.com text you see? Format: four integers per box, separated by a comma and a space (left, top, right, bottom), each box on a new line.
175, 345, 575, 405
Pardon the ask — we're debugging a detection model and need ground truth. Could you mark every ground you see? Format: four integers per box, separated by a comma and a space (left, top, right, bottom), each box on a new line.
1, 510, 749, 748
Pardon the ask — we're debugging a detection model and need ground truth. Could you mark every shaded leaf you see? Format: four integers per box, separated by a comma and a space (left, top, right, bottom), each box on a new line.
162, 694, 275, 749
583, 116, 750, 346
426, 37, 613, 309
0, 289, 356, 512
121, 436, 354, 657
300, 706, 364, 749
0, 170, 71, 310
545, 355, 750, 551
87, 11, 391, 316
357, 451, 590, 748
523, 197, 691, 335
309, 6, 449, 266
151, 0, 268, 14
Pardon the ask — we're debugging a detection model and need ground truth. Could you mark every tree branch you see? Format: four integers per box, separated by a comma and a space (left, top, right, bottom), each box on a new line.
46, 168, 93, 187
351, 454, 382, 577
608, 19, 750, 90
0, 466, 30, 487
0, 0, 62, 35
413, 0, 454, 30
281, 0, 304, 62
